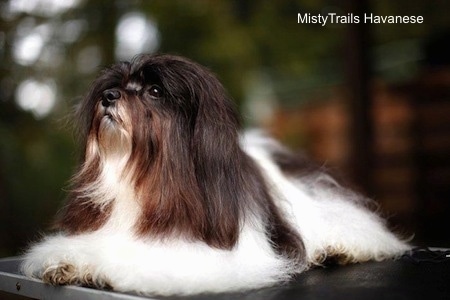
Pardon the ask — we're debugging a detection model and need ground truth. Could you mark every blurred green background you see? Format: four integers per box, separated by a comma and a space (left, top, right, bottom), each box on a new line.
1, 0, 450, 256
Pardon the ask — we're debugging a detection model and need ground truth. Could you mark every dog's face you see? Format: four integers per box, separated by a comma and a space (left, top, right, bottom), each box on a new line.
80, 55, 238, 166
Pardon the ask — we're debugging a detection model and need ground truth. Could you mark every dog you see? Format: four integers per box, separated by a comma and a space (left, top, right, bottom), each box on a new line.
21, 54, 410, 296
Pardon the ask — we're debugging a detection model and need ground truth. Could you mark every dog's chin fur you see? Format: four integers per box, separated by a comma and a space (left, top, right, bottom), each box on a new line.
21, 54, 410, 296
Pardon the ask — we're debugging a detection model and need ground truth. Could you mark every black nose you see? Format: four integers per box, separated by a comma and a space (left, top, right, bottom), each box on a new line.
102, 89, 121, 107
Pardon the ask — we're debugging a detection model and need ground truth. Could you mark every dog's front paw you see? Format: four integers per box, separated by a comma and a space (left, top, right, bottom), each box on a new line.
42, 263, 79, 285
41, 263, 113, 290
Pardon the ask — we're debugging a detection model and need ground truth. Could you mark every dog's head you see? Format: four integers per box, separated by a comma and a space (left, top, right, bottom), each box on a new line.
79, 54, 240, 161
59, 54, 304, 260
63, 55, 246, 246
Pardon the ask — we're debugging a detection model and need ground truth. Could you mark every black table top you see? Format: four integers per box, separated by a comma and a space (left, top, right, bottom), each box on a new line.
174, 249, 450, 300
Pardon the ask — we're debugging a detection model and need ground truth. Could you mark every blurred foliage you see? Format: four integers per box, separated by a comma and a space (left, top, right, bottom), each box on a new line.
0, 0, 449, 256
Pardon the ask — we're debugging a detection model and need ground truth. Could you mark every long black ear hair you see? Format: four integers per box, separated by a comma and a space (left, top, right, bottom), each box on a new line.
131, 55, 249, 248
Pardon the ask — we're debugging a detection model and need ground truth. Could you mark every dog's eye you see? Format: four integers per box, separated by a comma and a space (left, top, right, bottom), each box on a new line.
148, 85, 162, 98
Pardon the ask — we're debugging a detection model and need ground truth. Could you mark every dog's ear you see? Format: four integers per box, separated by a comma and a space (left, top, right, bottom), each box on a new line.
190, 72, 245, 249
191, 65, 305, 261
136, 57, 246, 249
130, 57, 244, 249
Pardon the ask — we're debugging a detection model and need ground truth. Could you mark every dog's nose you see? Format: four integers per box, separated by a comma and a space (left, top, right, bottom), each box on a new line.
102, 89, 121, 107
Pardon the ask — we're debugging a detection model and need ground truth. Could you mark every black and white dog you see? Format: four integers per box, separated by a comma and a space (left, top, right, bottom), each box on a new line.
22, 54, 410, 296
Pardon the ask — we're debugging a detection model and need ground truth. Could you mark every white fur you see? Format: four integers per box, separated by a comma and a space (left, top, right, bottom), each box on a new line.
22, 221, 295, 295
241, 131, 410, 264
75, 102, 134, 211
21, 131, 410, 296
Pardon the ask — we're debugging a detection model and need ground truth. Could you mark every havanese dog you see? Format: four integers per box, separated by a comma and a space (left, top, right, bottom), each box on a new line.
21, 54, 410, 296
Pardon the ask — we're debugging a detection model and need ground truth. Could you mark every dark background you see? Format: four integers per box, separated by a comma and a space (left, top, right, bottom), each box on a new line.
1, 0, 450, 257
